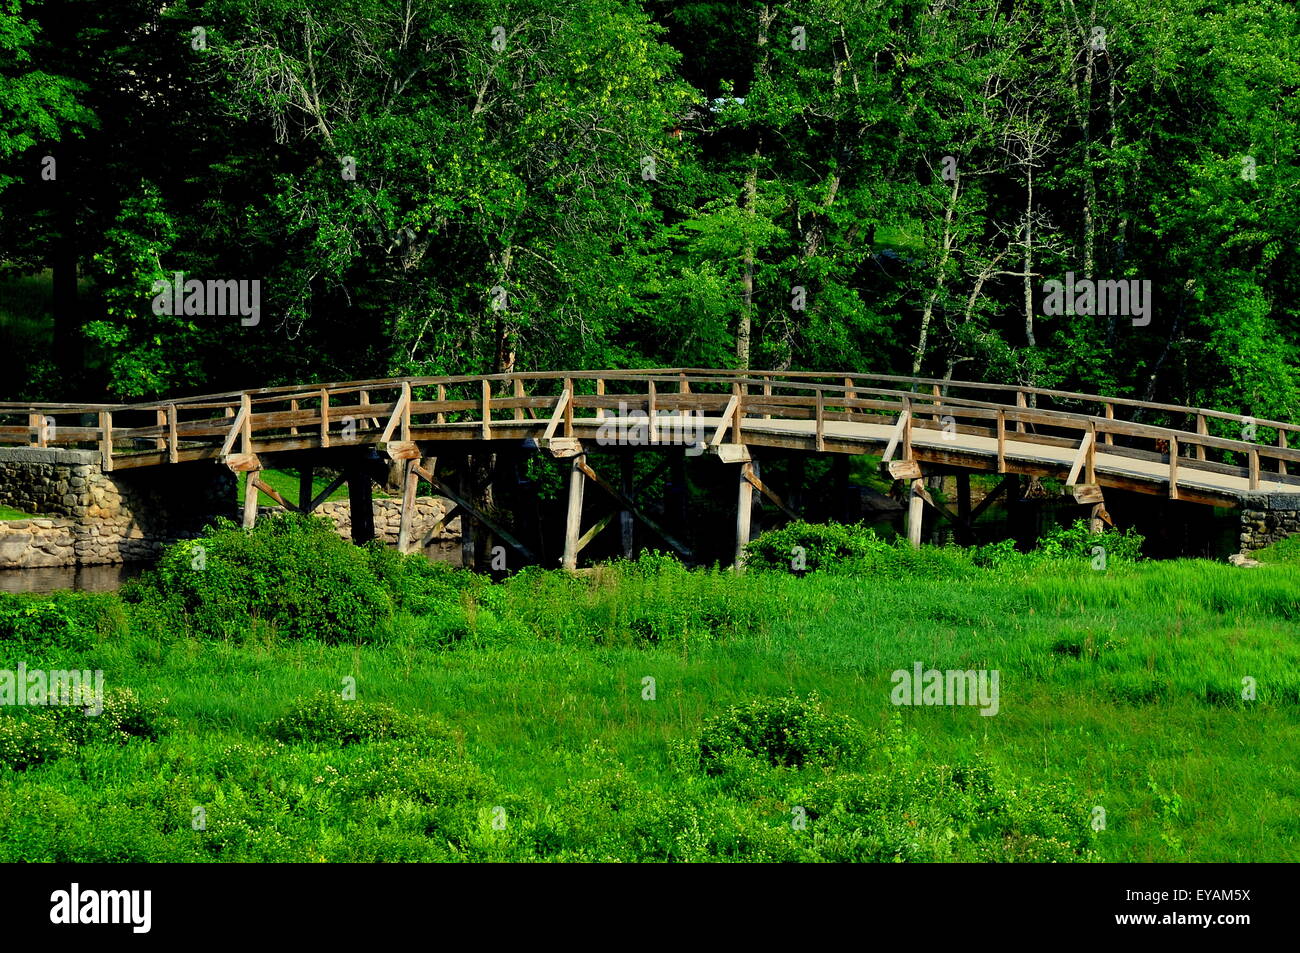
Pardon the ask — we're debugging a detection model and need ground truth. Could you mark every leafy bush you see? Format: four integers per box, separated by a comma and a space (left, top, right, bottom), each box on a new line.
0, 715, 75, 770
0, 592, 127, 653
744, 521, 883, 574
695, 693, 866, 773
269, 692, 452, 748
0, 687, 168, 771
127, 515, 394, 643
1035, 519, 1144, 562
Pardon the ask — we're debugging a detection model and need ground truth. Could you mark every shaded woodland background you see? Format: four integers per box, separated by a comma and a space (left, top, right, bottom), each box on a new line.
1, 0, 1296, 436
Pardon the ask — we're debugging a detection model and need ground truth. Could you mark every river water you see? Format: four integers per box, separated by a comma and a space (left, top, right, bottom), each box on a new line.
0, 563, 148, 595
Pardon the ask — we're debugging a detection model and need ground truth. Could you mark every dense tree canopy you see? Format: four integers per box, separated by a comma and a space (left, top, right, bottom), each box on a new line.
1, 0, 1296, 427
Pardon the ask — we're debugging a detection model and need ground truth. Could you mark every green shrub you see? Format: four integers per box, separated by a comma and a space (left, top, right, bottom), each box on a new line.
269, 691, 452, 748
745, 521, 883, 573
1036, 519, 1144, 562
695, 693, 866, 773
127, 515, 393, 643
0, 592, 127, 654
0, 715, 76, 770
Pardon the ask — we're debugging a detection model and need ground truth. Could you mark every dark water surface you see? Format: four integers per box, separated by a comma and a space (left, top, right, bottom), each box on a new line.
0, 563, 148, 595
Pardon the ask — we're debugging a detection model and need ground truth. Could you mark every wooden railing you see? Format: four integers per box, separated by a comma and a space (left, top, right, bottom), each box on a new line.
2, 370, 1297, 495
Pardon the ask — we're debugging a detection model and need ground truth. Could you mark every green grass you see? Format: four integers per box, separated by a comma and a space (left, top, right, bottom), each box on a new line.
0, 506, 30, 520
0, 529, 1296, 861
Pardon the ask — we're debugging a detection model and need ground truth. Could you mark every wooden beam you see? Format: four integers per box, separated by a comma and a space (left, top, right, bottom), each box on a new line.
907, 479, 925, 549
1169, 435, 1179, 499
1066, 429, 1095, 486
576, 512, 615, 554
298, 466, 314, 511
562, 457, 585, 569
881, 404, 909, 463
743, 466, 799, 520
996, 409, 1006, 473
415, 464, 535, 561
307, 471, 348, 513
379, 384, 410, 443
969, 475, 1016, 521
513, 378, 526, 422
735, 461, 755, 567
251, 476, 300, 512
167, 404, 178, 463
815, 388, 825, 452
709, 394, 740, 447
242, 469, 260, 528
319, 388, 330, 448
348, 463, 375, 544
396, 458, 418, 554
575, 459, 692, 559
540, 387, 571, 441
481, 379, 492, 440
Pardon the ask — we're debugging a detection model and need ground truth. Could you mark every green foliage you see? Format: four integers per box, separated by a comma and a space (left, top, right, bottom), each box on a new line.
126, 515, 394, 644
0, 591, 127, 654
0, 687, 169, 771
1035, 520, 1144, 562
744, 520, 884, 573
269, 692, 452, 749
695, 693, 866, 773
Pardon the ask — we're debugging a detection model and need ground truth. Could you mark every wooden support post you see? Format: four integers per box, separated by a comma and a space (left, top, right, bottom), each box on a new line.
396, 458, 418, 554
619, 453, 634, 559
401, 381, 411, 441
1278, 431, 1288, 476
290, 398, 299, 436
1248, 447, 1260, 491
815, 388, 825, 452
29, 413, 44, 448
563, 378, 574, 437
348, 462, 375, 544
1104, 403, 1114, 445
647, 380, 658, 444
155, 409, 166, 450
436, 384, 447, 425
1085, 423, 1096, 485
956, 472, 971, 544
319, 388, 330, 447
594, 378, 605, 421
240, 393, 252, 454
99, 411, 113, 471
299, 466, 315, 512
733, 382, 744, 445
1015, 390, 1026, 433
996, 409, 1007, 473
762, 376, 772, 421
931, 383, 942, 423
481, 379, 492, 440
242, 469, 260, 529
844, 377, 855, 414
562, 456, 586, 570
1169, 435, 1179, 499
901, 398, 913, 461
735, 461, 754, 568
1196, 414, 1208, 462
460, 464, 477, 569
514, 378, 526, 421
907, 478, 925, 549
167, 404, 178, 463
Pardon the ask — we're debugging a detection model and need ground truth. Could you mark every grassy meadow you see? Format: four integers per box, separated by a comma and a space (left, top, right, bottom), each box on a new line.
0, 516, 1296, 862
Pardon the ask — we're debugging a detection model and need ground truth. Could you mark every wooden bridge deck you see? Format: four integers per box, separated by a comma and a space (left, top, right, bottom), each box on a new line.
4, 369, 1298, 565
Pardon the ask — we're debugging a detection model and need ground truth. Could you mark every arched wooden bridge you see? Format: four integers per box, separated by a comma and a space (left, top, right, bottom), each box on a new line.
4, 369, 1299, 566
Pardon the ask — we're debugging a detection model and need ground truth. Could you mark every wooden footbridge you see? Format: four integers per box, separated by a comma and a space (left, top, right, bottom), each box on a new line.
4, 369, 1299, 567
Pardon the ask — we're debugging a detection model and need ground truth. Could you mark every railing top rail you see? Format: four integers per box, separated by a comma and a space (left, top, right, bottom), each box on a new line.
1, 369, 1294, 437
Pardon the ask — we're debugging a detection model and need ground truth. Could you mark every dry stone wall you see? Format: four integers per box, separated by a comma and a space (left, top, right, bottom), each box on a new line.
0, 447, 458, 569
